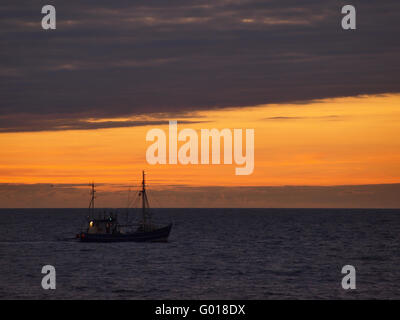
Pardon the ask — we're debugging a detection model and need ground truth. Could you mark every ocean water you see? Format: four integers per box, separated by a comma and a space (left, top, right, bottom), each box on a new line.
0, 208, 399, 300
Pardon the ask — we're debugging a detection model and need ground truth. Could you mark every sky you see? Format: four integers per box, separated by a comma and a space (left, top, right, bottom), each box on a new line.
0, 1, 399, 207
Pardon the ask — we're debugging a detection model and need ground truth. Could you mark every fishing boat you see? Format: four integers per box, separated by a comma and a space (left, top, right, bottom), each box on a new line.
77, 171, 172, 242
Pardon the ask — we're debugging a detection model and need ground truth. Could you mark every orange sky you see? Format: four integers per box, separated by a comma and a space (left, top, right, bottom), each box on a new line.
1, 94, 400, 190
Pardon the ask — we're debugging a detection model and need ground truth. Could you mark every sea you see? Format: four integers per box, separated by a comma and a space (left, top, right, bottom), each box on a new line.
0, 208, 399, 299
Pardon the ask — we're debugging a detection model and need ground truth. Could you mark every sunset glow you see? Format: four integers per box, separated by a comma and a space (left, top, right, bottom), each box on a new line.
1, 94, 399, 191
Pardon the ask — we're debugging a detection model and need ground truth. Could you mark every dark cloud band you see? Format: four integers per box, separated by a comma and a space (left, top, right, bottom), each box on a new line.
1, 0, 399, 132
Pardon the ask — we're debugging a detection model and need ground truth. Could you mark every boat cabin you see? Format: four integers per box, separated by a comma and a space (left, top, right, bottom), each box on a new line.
87, 214, 120, 235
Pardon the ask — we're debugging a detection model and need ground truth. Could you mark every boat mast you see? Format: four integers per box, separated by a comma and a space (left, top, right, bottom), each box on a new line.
89, 182, 95, 216
141, 171, 150, 225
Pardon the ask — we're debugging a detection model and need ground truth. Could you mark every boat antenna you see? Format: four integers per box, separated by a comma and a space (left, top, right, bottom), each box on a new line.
89, 182, 96, 216
140, 170, 150, 226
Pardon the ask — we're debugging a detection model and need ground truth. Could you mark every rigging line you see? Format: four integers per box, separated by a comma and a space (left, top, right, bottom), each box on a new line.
128, 188, 140, 208
146, 188, 164, 213
126, 190, 141, 223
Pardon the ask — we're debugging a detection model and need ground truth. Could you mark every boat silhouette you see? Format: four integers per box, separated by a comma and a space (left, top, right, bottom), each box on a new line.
77, 171, 172, 242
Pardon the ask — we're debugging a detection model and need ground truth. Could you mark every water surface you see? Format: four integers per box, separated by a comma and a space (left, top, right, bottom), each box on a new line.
0, 208, 399, 299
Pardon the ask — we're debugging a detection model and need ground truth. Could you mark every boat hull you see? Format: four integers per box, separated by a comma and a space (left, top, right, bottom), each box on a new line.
79, 223, 172, 243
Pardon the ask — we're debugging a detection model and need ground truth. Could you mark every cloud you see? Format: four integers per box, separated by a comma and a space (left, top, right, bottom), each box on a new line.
1, 0, 400, 132
0, 113, 204, 133
262, 115, 343, 121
